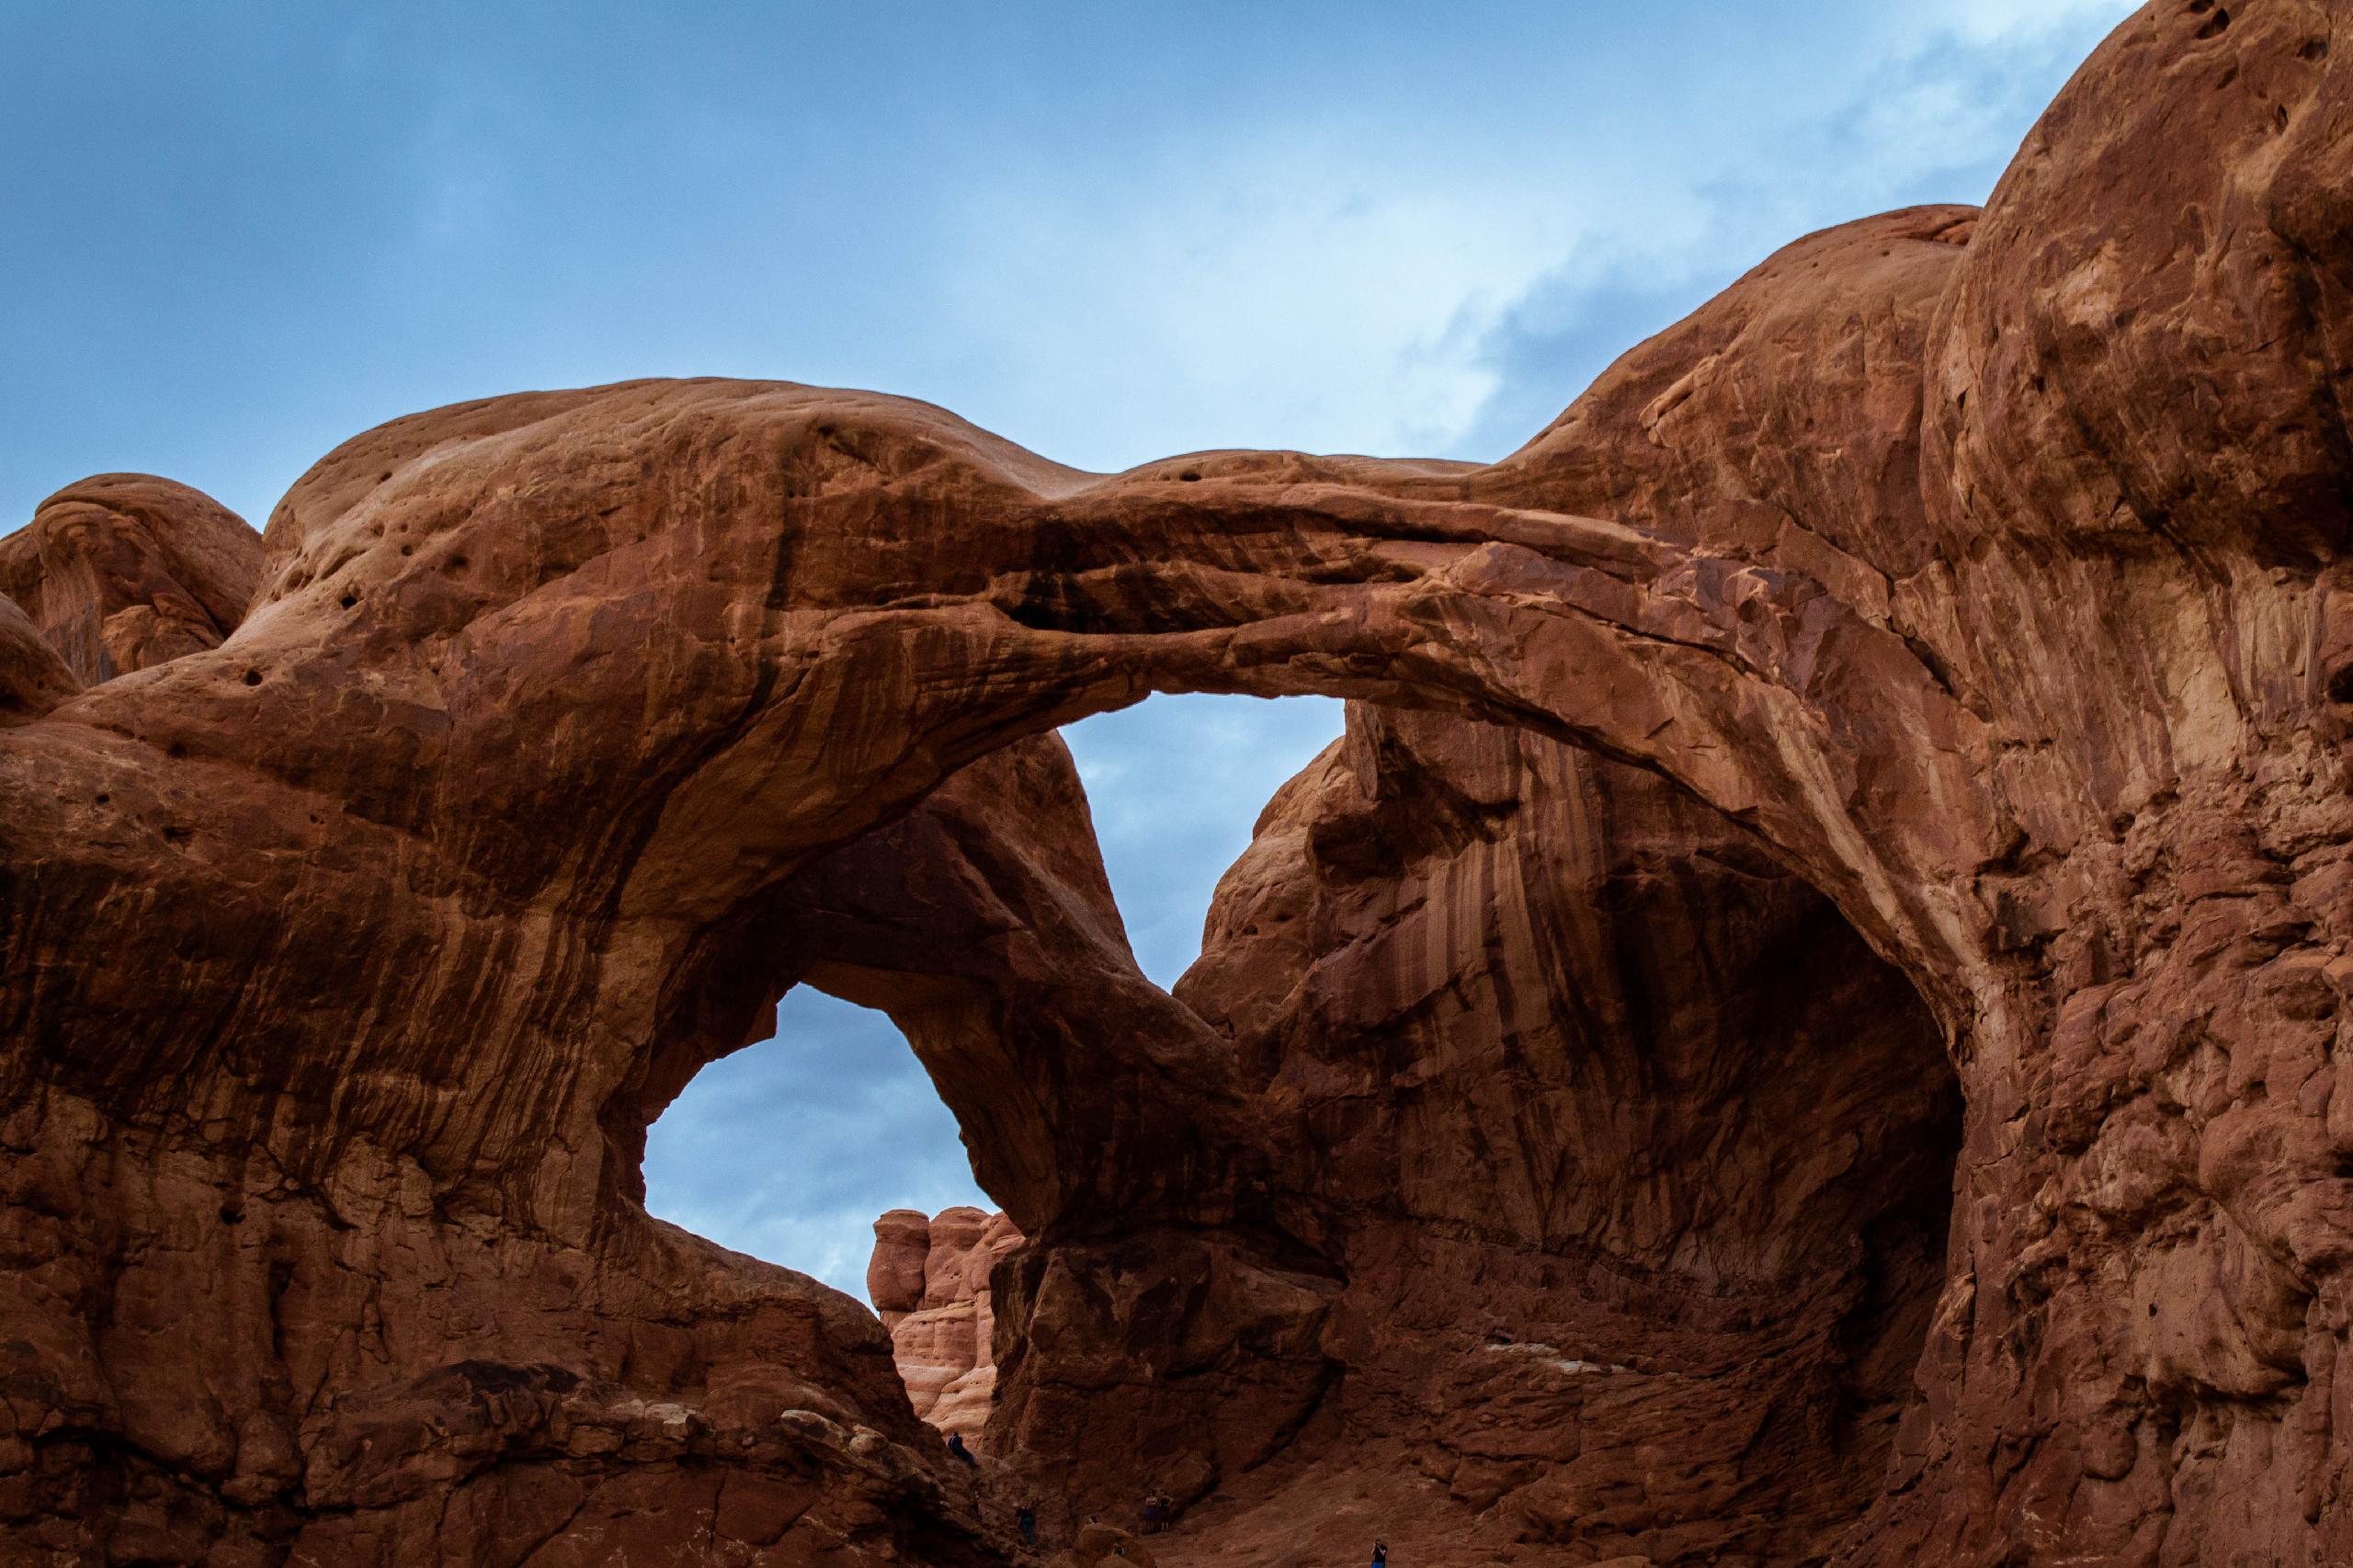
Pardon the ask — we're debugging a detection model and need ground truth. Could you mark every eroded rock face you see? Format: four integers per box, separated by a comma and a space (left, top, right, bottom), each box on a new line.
870, 1208, 1024, 1442
1152, 709, 1960, 1562
5, 5, 2353, 1564
0, 473, 261, 684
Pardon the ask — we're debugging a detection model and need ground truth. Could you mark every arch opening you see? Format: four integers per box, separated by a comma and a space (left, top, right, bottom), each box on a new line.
637, 978, 1034, 1454
1059, 692, 1347, 987
631, 692, 1354, 1449
979, 706, 1969, 1562
615, 687, 1967, 1562
642, 986, 993, 1300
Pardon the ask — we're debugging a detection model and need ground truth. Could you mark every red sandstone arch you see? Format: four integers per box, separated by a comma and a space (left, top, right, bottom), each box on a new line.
6, 5, 2353, 1562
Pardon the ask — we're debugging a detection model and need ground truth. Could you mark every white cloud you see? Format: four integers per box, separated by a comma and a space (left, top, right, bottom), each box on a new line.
1924, 0, 2138, 49
939, 139, 1620, 468
929, 1, 2139, 473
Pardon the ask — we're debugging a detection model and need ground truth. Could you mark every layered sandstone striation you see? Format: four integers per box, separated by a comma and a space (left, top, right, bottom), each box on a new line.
1156, 710, 1960, 1561
870, 1208, 1024, 1441
4, 5, 2353, 1565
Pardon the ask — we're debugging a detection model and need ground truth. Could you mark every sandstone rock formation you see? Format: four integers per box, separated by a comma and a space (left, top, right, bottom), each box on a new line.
1046, 1522, 1162, 1568
0, 473, 262, 684
5, 4, 2353, 1564
1153, 708, 1961, 1562
870, 1208, 1024, 1441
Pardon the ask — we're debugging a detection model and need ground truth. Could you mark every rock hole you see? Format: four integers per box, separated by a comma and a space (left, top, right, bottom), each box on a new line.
641, 988, 1006, 1440
2301, 38, 2328, 61
242, 670, 262, 687
631, 696, 1342, 1447
619, 694, 1961, 1554
339, 594, 358, 609
643, 987, 990, 1281
2196, 7, 2230, 39
1060, 693, 1346, 984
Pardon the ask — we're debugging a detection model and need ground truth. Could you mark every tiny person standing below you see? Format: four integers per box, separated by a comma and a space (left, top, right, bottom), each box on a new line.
1370, 1540, 1389, 1567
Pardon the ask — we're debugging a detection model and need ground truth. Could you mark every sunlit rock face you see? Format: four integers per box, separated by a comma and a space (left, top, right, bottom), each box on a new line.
6, 6, 2353, 1564
870, 1208, 1025, 1443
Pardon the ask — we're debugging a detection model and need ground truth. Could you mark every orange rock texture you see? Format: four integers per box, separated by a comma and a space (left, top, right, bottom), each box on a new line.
870, 1209, 1023, 1442
5, 6, 2353, 1564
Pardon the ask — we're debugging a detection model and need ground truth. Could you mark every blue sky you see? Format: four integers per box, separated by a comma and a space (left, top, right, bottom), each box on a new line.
4, 0, 2134, 1297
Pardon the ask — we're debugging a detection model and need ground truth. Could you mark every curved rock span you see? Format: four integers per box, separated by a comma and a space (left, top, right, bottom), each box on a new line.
5, 5, 2353, 1563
